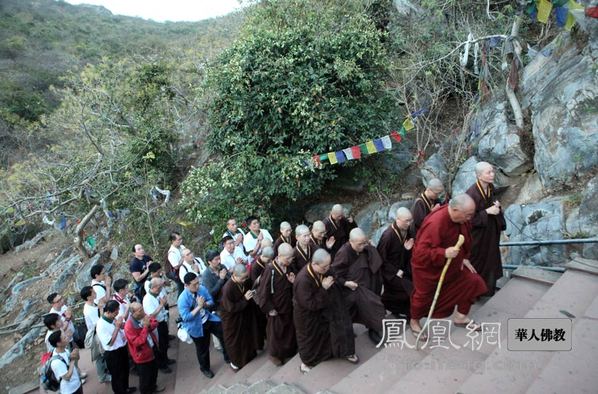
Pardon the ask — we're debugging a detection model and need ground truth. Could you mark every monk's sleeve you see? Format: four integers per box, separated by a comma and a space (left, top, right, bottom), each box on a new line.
461, 223, 473, 260
256, 268, 274, 313
411, 200, 426, 234
331, 251, 349, 286
467, 190, 489, 228
295, 279, 327, 311
221, 286, 248, 313
415, 221, 447, 268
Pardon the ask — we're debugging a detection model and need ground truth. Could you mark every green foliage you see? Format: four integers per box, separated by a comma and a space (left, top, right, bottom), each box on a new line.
181, 0, 398, 230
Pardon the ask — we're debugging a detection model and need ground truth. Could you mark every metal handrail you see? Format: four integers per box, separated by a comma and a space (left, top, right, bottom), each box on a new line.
500, 238, 598, 246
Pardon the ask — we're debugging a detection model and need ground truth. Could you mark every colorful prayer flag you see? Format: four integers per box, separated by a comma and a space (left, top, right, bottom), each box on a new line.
565, 0, 584, 30
343, 147, 354, 160
373, 138, 384, 152
555, 6, 568, 27
537, 0, 553, 24
312, 155, 321, 167
327, 152, 338, 165
352, 146, 362, 160
403, 117, 415, 131
365, 140, 377, 154
390, 130, 402, 143
335, 151, 346, 164
399, 126, 407, 137
381, 135, 392, 150
319, 153, 328, 162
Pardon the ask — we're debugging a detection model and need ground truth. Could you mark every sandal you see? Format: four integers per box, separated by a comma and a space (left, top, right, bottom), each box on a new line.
454, 319, 482, 331
346, 354, 359, 364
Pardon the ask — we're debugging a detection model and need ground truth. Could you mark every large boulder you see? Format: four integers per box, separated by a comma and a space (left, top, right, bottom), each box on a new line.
452, 156, 519, 196
354, 202, 387, 240
521, 34, 598, 190
475, 102, 533, 176
304, 203, 353, 224
564, 176, 598, 259
420, 152, 449, 186
504, 198, 567, 266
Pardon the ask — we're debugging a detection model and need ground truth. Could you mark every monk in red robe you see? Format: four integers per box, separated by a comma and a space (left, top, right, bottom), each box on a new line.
466, 162, 506, 296
323, 204, 357, 258
409, 194, 487, 337
410, 178, 445, 235
377, 207, 415, 319
293, 225, 313, 272
256, 243, 297, 365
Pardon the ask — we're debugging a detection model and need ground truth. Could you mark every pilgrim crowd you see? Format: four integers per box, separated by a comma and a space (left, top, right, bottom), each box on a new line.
42, 161, 505, 393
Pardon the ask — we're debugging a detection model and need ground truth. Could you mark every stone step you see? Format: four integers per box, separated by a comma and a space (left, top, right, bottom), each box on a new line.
292, 326, 382, 392
174, 338, 229, 394
331, 276, 549, 394
386, 276, 551, 394
525, 295, 598, 394
203, 347, 270, 391
264, 325, 370, 390
511, 266, 562, 285
457, 269, 598, 394
565, 256, 598, 276
266, 383, 305, 394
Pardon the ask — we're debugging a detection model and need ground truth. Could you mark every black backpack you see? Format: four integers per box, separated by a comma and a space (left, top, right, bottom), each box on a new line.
40, 353, 67, 391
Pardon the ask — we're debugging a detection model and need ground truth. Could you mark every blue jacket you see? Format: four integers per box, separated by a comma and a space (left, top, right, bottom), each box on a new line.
177, 285, 220, 338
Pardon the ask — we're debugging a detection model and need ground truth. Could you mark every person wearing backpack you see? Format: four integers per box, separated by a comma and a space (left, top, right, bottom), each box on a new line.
90, 264, 112, 306
47, 330, 83, 393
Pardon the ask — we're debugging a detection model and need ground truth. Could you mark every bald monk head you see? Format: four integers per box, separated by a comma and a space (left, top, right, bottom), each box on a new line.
232, 263, 249, 282
277, 243, 295, 268
349, 228, 368, 253
395, 207, 413, 231
280, 221, 292, 239
330, 204, 345, 221
129, 302, 146, 321
261, 238, 273, 248
425, 178, 445, 200
311, 248, 332, 274
311, 220, 326, 241
474, 161, 495, 184
260, 246, 274, 264
295, 224, 310, 248
448, 194, 475, 223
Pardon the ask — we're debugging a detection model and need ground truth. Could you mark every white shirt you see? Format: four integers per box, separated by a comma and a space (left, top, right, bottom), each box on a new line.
83, 303, 100, 331
112, 295, 130, 320
167, 244, 186, 269
45, 329, 55, 352
91, 280, 107, 305
50, 349, 81, 394
178, 258, 207, 283
49, 305, 75, 335
144, 279, 169, 297
143, 292, 168, 322
243, 229, 273, 253
96, 317, 126, 351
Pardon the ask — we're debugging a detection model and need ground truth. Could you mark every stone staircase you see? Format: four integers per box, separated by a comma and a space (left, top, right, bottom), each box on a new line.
34, 258, 597, 394
185, 258, 598, 394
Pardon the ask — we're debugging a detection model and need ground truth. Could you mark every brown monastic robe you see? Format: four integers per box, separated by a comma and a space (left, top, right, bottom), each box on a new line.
410, 206, 487, 320
292, 243, 313, 273
308, 234, 329, 252
293, 263, 333, 367
466, 181, 506, 296
273, 234, 296, 257
220, 278, 261, 368
410, 192, 442, 236
376, 222, 415, 317
256, 259, 297, 360
250, 257, 268, 342
331, 243, 385, 333
323, 215, 357, 258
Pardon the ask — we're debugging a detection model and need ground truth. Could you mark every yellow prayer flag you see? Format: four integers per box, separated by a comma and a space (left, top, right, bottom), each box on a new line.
327, 152, 338, 165
565, 0, 584, 30
402, 117, 415, 131
365, 140, 377, 154
537, 0, 553, 24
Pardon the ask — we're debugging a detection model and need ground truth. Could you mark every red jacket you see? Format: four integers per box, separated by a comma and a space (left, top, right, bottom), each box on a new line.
124, 316, 159, 364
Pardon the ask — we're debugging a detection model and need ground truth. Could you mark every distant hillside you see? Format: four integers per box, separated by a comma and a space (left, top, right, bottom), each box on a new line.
0, 0, 242, 165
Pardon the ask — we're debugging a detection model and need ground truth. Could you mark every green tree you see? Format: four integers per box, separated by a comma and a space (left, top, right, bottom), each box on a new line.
181, 0, 397, 230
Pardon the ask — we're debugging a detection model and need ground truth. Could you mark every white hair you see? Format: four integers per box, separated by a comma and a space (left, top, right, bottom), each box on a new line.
449, 193, 475, 209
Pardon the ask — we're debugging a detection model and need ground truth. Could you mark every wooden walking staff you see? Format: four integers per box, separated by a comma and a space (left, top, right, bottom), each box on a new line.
415, 234, 465, 349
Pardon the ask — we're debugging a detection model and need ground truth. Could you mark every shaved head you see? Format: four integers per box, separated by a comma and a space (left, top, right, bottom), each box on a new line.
261, 246, 274, 259
474, 161, 493, 177
280, 221, 291, 231
312, 220, 325, 232
427, 178, 444, 193
396, 207, 412, 220
448, 194, 476, 223
331, 204, 343, 214
261, 238, 273, 248
295, 224, 310, 237
232, 263, 247, 277
312, 248, 331, 266
349, 227, 366, 242
278, 243, 294, 257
